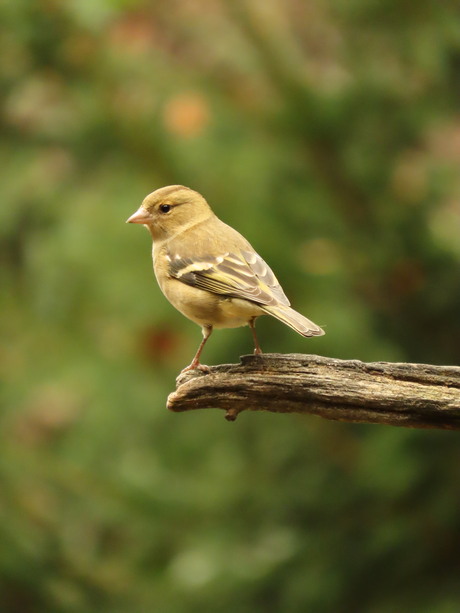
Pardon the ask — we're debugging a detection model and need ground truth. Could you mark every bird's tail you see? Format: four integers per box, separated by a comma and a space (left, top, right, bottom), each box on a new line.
261, 304, 325, 337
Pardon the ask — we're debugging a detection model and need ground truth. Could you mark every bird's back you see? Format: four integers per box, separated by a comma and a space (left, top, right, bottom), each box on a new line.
168, 214, 253, 257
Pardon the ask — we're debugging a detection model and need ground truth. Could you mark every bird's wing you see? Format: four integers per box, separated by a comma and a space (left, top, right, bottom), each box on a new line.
167, 249, 290, 307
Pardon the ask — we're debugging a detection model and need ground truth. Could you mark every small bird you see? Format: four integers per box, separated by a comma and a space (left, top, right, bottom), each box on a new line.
127, 185, 324, 372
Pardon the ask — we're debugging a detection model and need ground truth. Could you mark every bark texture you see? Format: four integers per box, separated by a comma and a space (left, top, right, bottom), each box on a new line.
167, 353, 460, 429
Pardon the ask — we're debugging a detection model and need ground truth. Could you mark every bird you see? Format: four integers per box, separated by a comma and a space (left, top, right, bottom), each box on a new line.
127, 185, 324, 372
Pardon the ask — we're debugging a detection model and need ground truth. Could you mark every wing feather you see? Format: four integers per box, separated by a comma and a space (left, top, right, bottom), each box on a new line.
168, 250, 290, 307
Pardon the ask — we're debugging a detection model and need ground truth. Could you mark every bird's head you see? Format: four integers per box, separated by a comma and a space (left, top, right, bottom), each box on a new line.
126, 185, 212, 241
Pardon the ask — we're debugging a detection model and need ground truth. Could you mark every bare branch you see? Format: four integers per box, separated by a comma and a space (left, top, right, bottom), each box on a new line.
167, 353, 460, 429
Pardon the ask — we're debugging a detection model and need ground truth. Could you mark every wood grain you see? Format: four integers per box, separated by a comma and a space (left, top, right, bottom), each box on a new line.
167, 353, 460, 429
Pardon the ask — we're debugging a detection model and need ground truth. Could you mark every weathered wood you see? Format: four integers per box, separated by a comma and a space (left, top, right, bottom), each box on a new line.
167, 353, 460, 429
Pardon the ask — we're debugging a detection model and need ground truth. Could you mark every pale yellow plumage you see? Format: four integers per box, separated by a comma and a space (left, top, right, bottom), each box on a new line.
127, 185, 324, 372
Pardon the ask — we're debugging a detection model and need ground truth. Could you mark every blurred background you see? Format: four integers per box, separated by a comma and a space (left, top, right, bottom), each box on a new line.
1, 1, 460, 611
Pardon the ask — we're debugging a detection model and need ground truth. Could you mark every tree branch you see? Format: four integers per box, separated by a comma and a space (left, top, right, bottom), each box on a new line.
167, 353, 460, 429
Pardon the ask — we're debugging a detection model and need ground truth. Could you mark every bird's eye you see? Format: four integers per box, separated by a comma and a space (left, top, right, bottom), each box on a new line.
159, 204, 171, 214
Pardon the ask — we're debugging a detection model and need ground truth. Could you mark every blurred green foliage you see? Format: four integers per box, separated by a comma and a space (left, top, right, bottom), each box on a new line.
1, 1, 460, 611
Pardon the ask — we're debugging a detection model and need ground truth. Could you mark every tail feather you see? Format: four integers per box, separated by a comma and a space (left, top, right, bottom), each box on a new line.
261, 304, 325, 338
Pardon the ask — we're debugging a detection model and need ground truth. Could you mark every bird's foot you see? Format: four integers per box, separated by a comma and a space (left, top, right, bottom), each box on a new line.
180, 361, 211, 374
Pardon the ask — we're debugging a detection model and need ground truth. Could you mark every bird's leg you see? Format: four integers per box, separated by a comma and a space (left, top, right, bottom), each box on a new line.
249, 317, 262, 355
181, 325, 212, 373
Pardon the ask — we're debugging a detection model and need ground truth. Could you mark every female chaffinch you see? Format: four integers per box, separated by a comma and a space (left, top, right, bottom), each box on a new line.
127, 185, 324, 372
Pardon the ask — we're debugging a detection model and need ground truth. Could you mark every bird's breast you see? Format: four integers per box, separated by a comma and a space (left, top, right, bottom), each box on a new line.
154, 267, 261, 329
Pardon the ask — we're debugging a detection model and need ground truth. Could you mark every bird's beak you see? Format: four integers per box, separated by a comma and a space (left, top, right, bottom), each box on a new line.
126, 206, 151, 224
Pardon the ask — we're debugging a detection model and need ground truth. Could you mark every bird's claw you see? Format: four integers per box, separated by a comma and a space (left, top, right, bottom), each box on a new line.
180, 362, 211, 375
